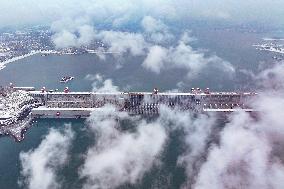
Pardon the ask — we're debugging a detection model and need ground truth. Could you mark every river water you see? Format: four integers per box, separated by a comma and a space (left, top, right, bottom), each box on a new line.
0, 29, 272, 189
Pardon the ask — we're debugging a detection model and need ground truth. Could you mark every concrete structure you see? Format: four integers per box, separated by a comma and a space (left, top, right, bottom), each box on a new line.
31, 107, 94, 118
29, 90, 255, 117
12, 87, 35, 91
1, 87, 257, 141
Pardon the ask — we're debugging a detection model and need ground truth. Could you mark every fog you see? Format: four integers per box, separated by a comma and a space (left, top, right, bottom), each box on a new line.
17, 64, 284, 188
8, 0, 284, 188
0, 0, 283, 28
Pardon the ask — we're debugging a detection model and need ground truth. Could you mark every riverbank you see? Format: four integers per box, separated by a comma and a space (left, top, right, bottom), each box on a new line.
0, 50, 41, 71
0, 50, 119, 71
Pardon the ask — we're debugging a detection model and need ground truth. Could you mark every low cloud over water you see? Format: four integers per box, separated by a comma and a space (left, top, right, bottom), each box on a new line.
17, 63, 284, 189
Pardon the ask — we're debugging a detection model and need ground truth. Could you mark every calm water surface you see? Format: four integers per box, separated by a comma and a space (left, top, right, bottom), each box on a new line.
0, 30, 272, 189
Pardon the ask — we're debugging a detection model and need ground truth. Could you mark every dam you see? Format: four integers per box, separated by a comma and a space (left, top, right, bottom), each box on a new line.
0, 86, 256, 141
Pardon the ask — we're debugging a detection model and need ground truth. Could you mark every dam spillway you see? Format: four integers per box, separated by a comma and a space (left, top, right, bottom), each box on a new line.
30, 90, 255, 118
1, 87, 256, 141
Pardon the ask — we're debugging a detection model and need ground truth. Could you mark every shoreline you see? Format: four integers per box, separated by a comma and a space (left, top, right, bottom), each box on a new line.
0, 50, 41, 71
0, 50, 119, 71
262, 37, 284, 41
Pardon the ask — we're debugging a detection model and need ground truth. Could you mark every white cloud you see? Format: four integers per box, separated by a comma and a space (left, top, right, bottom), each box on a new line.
96, 30, 148, 56
94, 79, 119, 93
255, 63, 284, 91
141, 16, 167, 33
86, 73, 120, 93
1, 0, 284, 28
80, 105, 167, 189
186, 0, 284, 24
143, 32, 235, 78
157, 106, 217, 186
83, 0, 178, 27
134, 63, 284, 189
18, 62, 284, 189
51, 17, 91, 34
142, 45, 168, 73
191, 64, 284, 189
178, 114, 216, 185
19, 125, 74, 189
161, 64, 284, 189
77, 25, 96, 46
88, 29, 235, 79
141, 16, 174, 44
52, 25, 95, 49
8, 0, 236, 78
52, 30, 77, 48
194, 111, 284, 189
85, 73, 102, 81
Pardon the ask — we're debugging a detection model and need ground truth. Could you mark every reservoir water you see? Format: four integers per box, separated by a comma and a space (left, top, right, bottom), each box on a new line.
0, 30, 272, 189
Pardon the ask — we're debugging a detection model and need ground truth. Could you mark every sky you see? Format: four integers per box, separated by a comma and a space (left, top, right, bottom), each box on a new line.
0, 0, 284, 28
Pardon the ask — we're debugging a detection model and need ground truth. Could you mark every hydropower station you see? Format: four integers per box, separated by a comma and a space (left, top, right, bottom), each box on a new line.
0, 86, 256, 141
